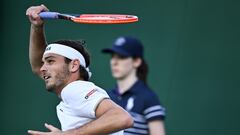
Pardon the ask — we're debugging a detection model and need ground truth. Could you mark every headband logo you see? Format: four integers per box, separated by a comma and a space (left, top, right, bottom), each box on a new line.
45, 46, 51, 51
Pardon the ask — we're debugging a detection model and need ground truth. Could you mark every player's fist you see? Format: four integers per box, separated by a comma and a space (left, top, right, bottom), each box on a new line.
26, 4, 49, 27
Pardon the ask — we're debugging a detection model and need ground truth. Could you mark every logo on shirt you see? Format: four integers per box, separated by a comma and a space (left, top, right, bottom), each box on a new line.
126, 96, 135, 111
85, 89, 97, 99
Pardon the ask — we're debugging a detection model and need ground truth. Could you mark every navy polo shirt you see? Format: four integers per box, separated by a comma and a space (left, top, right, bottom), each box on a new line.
107, 80, 166, 135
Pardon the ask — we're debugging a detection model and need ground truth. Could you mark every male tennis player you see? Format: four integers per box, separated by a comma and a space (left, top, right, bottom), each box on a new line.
26, 5, 133, 135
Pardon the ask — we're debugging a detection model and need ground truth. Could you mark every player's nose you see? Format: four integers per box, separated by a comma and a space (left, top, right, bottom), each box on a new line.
40, 63, 47, 72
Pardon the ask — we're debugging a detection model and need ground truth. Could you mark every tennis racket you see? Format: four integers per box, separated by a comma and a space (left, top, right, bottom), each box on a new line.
39, 12, 138, 24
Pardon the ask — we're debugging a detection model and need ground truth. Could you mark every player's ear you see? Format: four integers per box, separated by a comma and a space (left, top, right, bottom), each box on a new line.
69, 59, 80, 72
133, 58, 142, 68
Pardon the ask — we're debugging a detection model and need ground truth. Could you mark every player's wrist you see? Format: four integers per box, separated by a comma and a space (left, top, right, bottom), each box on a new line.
62, 128, 79, 135
31, 23, 44, 32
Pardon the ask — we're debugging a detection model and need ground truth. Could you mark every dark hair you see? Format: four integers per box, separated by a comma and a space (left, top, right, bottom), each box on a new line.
135, 57, 148, 84
50, 39, 90, 81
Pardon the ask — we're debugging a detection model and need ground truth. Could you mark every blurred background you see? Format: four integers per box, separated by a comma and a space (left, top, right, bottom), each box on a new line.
1, 0, 240, 135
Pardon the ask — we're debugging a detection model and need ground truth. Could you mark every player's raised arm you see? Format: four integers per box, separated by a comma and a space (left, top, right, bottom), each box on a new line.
26, 4, 49, 76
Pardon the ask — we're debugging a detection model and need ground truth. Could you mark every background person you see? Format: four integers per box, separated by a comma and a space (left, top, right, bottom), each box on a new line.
102, 36, 166, 135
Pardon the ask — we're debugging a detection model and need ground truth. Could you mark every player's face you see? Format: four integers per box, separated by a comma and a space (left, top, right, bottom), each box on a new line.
40, 53, 70, 92
110, 53, 136, 80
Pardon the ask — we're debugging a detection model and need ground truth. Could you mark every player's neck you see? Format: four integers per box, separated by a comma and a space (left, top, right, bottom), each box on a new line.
54, 85, 65, 98
117, 73, 138, 94
55, 74, 80, 98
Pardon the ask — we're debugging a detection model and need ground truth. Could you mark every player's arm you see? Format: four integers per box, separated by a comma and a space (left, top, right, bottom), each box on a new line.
26, 5, 48, 76
28, 99, 133, 135
64, 98, 133, 135
148, 120, 165, 135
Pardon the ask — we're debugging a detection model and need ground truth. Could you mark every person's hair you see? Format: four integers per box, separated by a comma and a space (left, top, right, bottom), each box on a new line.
134, 57, 148, 84
50, 39, 90, 81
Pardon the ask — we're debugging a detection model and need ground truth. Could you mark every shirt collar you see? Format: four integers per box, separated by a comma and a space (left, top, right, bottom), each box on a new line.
113, 80, 145, 95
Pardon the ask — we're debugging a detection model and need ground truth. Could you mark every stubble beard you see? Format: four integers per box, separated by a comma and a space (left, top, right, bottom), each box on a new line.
46, 65, 70, 93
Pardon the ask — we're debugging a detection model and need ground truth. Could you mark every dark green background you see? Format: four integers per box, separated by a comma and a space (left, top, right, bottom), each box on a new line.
1, 0, 240, 135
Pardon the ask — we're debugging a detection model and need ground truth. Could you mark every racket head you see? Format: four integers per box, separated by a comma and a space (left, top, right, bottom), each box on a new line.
71, 14, 138, 24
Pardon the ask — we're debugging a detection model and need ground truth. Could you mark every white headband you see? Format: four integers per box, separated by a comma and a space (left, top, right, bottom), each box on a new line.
43, 43, 92, 78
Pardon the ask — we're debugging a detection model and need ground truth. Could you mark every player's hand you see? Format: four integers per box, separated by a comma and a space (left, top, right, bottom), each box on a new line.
28, 123, 62, 135
26, 4, 49, 27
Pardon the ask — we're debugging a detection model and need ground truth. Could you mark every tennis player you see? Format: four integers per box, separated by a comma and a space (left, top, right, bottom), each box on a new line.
102, 36, 166, 135
26, 5, 133, 135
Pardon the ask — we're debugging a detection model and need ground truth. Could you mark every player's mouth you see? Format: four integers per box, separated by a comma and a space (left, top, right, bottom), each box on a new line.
43, 75, 51, 81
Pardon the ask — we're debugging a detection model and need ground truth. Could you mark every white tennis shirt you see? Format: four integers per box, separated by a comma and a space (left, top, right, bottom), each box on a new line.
57, 80, 123, 135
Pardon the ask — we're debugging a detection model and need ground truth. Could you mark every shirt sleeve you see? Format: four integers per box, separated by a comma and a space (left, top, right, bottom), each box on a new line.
143, 92, 166, 121
61, 84, 109, 118
80, 88, 110, 118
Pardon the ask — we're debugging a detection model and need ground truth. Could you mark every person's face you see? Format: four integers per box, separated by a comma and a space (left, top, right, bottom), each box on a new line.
110, 53, 138, 80
40, 53, 70, 92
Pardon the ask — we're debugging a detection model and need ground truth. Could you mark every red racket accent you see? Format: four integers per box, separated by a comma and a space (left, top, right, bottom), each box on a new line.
72, 14, 138, 24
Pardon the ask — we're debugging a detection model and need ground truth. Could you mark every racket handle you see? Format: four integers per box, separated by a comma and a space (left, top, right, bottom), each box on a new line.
39, 12, 60, 19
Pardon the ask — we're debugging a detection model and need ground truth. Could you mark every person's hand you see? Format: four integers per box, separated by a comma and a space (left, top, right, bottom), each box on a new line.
26, 4, 49, 28
28, 123, 62, 135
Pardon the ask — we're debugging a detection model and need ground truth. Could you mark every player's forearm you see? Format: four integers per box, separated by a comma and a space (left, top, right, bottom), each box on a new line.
29, 24, 46, 75
63, 107, 133, 135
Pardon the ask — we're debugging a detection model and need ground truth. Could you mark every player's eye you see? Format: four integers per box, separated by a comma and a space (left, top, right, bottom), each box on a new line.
47, 59, 55, 64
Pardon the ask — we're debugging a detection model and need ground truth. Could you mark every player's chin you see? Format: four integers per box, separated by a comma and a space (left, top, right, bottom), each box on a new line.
45, 84, 55, 92
46, 88, 54, 92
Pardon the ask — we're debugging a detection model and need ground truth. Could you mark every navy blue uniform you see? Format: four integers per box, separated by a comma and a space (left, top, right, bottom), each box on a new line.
107, 80, 166, 135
